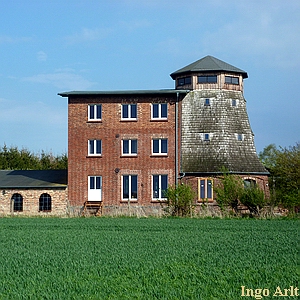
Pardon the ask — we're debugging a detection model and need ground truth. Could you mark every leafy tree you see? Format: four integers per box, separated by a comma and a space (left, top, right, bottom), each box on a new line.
164, 183, 196, 217
258, 143, 278, 170
259, 143, 300, 212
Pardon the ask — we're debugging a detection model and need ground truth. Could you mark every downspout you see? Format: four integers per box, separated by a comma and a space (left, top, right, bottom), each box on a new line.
175, 92, 179, 187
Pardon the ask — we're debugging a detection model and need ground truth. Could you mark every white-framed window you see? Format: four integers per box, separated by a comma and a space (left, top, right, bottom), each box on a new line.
121, 104, 137, 120
122, 175, 138, 201
88, 139, 102, 156
152, 139, 168, 155
232, 99, 237, 107
122, 139, 137, 155
88, 104, 102, 121
198, 178, 213, 201
151, 103, 167, 120
88, 176, 102, 201
152, 175, 168, 200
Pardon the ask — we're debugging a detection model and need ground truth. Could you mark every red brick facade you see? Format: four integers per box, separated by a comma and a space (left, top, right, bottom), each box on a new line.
62, 56, 270, 216
67, 93, 185, 212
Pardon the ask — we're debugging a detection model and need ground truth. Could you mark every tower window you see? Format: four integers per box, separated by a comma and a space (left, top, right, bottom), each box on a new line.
225, 76, 239, 85
204, 133, 210, 141
204, 99, 210, 106
198, 75, 217, 83
178, 76, 191, 86
237, 134, 243, 141
232, 99, 237, 106
198, 178, 213, 201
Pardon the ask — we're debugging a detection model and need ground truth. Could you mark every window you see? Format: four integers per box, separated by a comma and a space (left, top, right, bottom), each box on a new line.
204, 98, 210, 106
122, 139, 137, 155
204, 133, 210, 141
198, 75, 217, 83
152, 175, 168, 200
88, 176, 102, 201
11, 193, 23, 212
122, 175, 138, 201
152, 103, 167, 119
152, 139, 168, 155
178, 76, 191, 86
244, 179, 256, 189
232, 99, 237, 107
199, 178, 213, 201
39, 193, 51, 211
88, 104, 102, 121
122, 104, 137, 120
225, 76, 239, 85
237, 134, 243, 141
88, 140, 102, 155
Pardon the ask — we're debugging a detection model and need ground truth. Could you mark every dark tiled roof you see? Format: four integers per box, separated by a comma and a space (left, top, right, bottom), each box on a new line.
58, 89, 190, 97
0, 170, 67, 188
170, 55, 248, 79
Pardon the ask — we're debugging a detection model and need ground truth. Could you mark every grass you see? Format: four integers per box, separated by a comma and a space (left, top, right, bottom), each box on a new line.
0, 217, 298, 299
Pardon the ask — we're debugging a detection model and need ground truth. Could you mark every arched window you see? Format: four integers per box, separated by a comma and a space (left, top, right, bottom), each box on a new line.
11, 193, 23, 212
39, 193, 51, 211
244, 179, 256, 189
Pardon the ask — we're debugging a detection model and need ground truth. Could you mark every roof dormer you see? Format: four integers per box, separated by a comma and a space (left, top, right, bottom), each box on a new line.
170, 55, 248, 92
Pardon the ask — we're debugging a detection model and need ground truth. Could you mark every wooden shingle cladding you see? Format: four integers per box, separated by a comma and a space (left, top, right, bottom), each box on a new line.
180, 90, 268, 174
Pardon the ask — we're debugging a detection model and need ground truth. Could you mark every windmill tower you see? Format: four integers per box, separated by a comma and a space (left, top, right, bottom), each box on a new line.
170, 56, 269, 200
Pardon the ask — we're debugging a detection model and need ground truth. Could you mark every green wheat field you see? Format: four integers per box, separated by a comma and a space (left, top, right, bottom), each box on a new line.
0, 217, 298, 299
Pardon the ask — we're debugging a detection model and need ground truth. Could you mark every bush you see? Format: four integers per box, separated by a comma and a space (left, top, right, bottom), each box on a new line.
164, 183, 196, 217
215, 172, 244, 213
215, 171, 266, 216
240, 185, 265, 216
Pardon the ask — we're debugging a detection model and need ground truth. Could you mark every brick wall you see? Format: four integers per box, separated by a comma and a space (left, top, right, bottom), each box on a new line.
68, 94, 181, 210
0, 188, 67, 216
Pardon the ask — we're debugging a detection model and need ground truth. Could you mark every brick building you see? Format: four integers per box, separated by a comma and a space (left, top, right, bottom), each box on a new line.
59, 55, 269, 216
0, 170, 67, 216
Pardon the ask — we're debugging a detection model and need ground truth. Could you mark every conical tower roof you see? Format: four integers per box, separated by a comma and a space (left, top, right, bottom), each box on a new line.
170, 55, 248, 79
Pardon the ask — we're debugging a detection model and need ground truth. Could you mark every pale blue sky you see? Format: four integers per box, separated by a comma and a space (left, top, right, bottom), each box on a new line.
0, 0, 299, 155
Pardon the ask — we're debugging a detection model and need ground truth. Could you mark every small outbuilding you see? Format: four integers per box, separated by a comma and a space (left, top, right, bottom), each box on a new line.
0, 170, 67, 216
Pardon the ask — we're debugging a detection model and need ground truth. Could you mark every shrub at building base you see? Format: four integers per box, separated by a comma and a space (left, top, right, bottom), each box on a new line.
240, 185, 265, 216
215, 173, 244, 214
164, 183, 196, 217
215, 172, 267, 217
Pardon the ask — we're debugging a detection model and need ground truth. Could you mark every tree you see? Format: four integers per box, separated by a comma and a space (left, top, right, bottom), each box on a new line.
164, 183, 196, 217
258, 143, 278, 170
0, 144, 68, 170
259, 143, 300, 212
